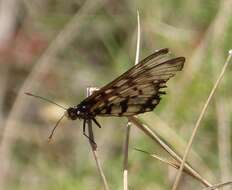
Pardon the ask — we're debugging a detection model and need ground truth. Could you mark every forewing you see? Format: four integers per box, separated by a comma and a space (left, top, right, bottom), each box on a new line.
78, 48, 185, 116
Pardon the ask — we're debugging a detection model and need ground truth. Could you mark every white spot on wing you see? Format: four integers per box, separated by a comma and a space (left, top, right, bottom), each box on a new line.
105, 89, 113, 94
116, 79, 128, 87
108, 96, 117, 101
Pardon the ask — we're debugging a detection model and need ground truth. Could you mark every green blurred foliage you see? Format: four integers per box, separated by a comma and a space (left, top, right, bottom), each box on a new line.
1, 0, 232, 189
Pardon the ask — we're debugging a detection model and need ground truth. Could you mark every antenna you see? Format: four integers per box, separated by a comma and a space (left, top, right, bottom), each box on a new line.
25, 92, 67, 110
48, 114, 65, 142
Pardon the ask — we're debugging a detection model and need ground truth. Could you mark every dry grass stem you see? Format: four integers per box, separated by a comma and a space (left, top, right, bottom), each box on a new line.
123, 122, 131, 190
123, 10, 141, 190
128, 116, 212, 187
135, 10, 141, 66
87, 119, 109, 190
171, 50, 232, 190
87, 87, 109, 190
202, 181, 232, 190
135, 148, 213, 185
139, 114, 210, 172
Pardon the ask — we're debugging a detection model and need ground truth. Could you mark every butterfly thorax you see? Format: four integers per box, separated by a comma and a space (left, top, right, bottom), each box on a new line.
66, 105, 93, 120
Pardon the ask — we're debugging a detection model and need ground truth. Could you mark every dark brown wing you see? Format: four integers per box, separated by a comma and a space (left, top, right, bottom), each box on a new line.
78, 48, 185, 116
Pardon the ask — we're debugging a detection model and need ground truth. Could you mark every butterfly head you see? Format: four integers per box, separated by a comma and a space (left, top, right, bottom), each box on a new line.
65, 107, 79, 120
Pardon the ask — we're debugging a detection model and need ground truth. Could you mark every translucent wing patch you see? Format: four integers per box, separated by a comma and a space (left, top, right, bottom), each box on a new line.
78, 48, 185, 117
95, 82, 164, 116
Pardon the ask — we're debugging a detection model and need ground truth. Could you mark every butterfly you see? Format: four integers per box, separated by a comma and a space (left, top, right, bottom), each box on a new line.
26, 48, 185, 141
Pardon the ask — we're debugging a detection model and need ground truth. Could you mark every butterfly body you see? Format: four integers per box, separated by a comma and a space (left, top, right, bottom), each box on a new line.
27, 48, 185, 141
65, 48, 185, 133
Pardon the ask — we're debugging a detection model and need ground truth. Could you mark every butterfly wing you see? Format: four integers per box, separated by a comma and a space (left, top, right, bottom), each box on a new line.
78, 48, 185, 117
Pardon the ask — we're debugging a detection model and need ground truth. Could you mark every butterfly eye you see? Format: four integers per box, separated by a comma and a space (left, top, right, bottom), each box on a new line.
67, 107, 78, 120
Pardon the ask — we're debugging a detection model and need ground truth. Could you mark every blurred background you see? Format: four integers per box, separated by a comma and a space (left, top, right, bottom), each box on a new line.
0, 0, 231, 189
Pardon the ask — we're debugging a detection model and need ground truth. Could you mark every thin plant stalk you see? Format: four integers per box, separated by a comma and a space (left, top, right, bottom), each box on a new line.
125, 11, 211, 188
128, 116, 213, 187
123, 10, 141, 190
135, 10, 141, 65
123, 122, 131, 190
202, 181, 232, 190
86, 87, 109, 190
171, 50, 232, 190
135, 148, 212, 184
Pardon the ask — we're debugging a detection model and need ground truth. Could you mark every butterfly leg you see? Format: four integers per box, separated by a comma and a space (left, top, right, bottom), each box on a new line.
82, 119, 96, 145
83, 118, 87, 135
92, 117, 102, 128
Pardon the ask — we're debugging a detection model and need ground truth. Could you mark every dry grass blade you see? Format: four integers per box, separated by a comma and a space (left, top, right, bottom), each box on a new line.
135, 10, 141, 66
202, 181, 232, 190
123, 122, 131, 190
128, 116, 212, 187
171, 50, 232, 190
135, 148, 180, 167
123, 10, 141, 190
87, 119, 109, 190
87, 88, 109, 190
135, 148, 211, 184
